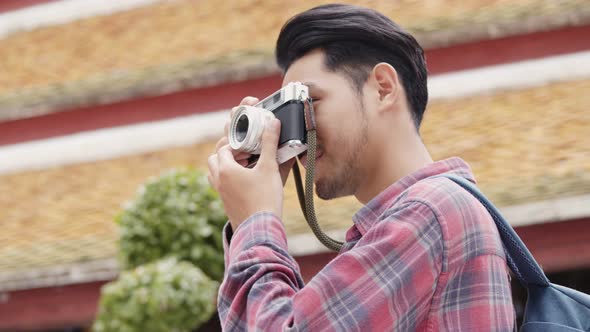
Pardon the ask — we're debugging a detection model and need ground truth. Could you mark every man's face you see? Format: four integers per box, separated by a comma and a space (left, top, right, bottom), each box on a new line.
283, 50, 370, 200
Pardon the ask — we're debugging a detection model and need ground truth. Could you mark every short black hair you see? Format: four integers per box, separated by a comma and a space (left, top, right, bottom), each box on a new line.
275, 4, 428, 129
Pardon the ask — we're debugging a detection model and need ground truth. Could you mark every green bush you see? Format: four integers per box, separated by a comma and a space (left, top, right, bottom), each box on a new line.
93, 257, 218, 332
117, 168, 226, 281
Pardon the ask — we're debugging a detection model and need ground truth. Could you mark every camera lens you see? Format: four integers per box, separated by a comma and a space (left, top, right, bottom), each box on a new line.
235, 114, 249, 142
229, 105, 274, 154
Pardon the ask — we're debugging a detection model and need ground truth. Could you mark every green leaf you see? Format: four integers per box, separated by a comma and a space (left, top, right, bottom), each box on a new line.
93, 258, 218, 332
116, 168, 226, 281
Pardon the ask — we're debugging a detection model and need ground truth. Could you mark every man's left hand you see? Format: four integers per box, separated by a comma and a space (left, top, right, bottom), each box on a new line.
207, 118, 287, 231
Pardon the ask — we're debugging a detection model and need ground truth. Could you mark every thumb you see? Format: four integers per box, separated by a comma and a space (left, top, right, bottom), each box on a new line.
257, 118, 281, 168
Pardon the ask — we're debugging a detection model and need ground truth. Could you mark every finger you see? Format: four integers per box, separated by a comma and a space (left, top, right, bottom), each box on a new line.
217, 144, 239, 167
207, 173, 215, 190
216, 137, 229, 152
233, 151, 251, 161
207, 154, 219, 190
240, 96, 259, 106
257, 119, 280, 169
207, 154, 218, 177
216, 137, 251, 162
229, 96, 259, 119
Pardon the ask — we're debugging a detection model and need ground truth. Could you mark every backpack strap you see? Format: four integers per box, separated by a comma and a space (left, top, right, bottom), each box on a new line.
435, 174, 550, 287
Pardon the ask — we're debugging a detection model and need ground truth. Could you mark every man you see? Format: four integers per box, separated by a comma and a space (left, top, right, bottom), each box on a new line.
207, 4, 515, 331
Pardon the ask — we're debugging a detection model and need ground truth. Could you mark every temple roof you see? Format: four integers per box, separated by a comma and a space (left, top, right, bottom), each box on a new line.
1, 78, 588, 275
1, 0, 589, 119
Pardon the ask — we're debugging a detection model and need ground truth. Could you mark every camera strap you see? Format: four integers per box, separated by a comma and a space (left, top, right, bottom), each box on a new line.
292, 96, 344, 252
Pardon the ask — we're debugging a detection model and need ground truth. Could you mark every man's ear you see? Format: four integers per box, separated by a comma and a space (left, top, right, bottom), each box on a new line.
370, 62, 401, 111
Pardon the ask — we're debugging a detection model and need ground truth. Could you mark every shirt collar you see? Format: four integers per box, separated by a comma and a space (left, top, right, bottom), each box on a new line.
350, 157, 475, 237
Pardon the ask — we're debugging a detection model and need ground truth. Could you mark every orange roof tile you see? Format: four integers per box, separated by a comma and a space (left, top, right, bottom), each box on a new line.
0, 78, 589, 275
1, 0, 589, 119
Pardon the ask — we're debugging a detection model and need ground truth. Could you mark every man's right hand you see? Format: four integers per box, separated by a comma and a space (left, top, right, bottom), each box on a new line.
214, 96, 295, 186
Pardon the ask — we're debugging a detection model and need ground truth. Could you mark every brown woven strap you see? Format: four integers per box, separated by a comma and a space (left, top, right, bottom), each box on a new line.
292, 98, 343, 252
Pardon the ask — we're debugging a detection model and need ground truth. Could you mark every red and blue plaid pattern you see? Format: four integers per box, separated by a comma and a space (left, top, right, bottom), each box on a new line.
218, 157, 515, 331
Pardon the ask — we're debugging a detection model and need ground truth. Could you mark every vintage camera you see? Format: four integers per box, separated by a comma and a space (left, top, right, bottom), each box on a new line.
228, 82, 309, 165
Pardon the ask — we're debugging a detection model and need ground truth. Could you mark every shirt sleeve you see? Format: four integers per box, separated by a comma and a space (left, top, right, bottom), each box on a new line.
217, 201, 444, 331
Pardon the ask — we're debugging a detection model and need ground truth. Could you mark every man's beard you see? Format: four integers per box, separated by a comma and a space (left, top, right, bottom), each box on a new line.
315, 116, 369, 200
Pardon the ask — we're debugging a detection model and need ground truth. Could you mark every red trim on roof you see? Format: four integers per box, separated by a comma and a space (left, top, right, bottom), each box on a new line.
1, 24, 590, 146
0, 75, 283, 147
426, 24, 590, 74
0, 0, 57, 14
515, 217, 590, 273
0, 281, 105, 331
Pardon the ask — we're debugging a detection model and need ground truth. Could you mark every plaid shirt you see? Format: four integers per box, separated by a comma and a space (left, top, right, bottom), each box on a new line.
218, 157, 515, 331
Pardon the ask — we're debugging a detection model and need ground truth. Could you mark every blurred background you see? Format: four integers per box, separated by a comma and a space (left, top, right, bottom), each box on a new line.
0, 0, 589, 331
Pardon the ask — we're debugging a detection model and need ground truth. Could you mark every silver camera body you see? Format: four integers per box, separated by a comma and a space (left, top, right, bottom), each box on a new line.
228, 82, 309, 164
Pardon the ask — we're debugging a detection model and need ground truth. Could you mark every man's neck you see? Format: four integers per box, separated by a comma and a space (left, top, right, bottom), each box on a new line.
355, 136, 433, 204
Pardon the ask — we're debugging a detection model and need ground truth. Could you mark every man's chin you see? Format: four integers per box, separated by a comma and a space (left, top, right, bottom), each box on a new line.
315, 179, 344, 201
297, 153, 343, 200
299, 158, 324, 185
